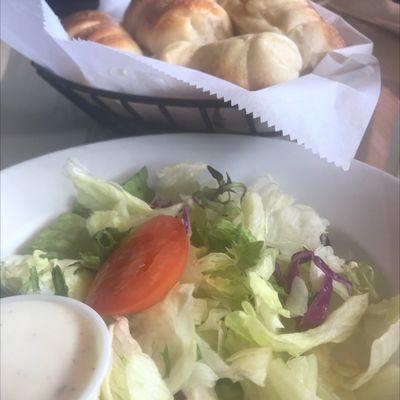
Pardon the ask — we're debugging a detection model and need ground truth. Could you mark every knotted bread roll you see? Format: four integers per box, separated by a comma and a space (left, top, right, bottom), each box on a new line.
161, 32, 303, 90
218, 0, 344, 71
161, 41, 200, 66
122, 0, 233, 56
63, 10, 142, 54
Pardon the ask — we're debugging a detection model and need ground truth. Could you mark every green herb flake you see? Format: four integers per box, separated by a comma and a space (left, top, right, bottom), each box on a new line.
52, 265, 69, 297
29, 266, 40, 292
161, 346, 172, 379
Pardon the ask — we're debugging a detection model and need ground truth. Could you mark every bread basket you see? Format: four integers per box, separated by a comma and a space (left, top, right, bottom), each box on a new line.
33, 62, 280, 137
2, 0, 381, 169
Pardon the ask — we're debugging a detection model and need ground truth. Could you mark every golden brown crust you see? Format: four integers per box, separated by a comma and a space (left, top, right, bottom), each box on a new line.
96, 34, 141, 53
125, 0, 228, 27
62, 10, 110, 37
217, 0, 345, 70
294, 4, 345, 49
187, 33, 302, 90
62, 10, 142, 54
123, 0, 233, 55
324, 23, 346, 49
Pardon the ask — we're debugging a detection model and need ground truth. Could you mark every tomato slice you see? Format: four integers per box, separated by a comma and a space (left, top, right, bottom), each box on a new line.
87, 215, 189, 316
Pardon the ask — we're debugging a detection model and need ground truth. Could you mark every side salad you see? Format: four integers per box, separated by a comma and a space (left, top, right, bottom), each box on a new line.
1, 161, 399, 400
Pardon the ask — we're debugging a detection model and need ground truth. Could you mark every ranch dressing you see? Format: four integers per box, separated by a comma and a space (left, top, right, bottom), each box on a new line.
1, 297, 100, 400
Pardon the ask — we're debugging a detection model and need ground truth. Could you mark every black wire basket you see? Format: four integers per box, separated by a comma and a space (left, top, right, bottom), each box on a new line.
33, 63, 281, 137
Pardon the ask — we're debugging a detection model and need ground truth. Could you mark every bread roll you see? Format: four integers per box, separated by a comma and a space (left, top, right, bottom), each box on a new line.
63, 10, 142, 54
160, 41, 200, 66
218, 0, 344, 71
176, 32, 303, 90
287, 20, 344, 71
217, 0, 287, 34
122, 0, 233, 56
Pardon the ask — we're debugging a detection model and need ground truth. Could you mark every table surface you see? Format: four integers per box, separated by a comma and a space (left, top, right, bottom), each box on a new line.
346, 14, 400, 176
1, 12, 399, 175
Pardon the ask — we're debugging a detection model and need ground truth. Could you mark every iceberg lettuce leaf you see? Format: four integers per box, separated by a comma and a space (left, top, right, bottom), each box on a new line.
86, 203, 183, 236
1, 250, 93, 301
267, 357, 320, 400
129, 284, 197, 393
21, 213, 94, 259
242, 191, 266, 241
226, 347, 272, 386
182, 362, 219, 400
285, 276, 309, 317
225, 295, 368, 356
101, 317, 172, 400
247, 271, 290, 332
122, 166, 154, 203
265, 205, 329, 260
354, 364, 400, 400
343, 296, 400, 390
65, 159, 151, 214
155, 163, 207, 203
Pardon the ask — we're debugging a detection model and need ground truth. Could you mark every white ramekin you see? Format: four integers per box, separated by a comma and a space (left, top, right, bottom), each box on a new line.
0, 294, 111, 400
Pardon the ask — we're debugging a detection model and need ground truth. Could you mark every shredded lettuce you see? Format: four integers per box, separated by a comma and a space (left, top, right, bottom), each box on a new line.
226, 347, 272, 386
345, 318, 399, 390
198, 308, 230, 333
1, 161, 397, 400
225, 294, 369, 356
86, 203, 183, 236
265, 204, 329, 260
310, 247, 345, 290
197, 252, 235, 275
247, 271, 290, 332
267, 357, 320, 400
201, 273, 250, 310
1, 250, 93, 300
313, 297, 400, 398
251, 175, 294, 215
182, 362, 219, 400
122, 166, 154, 203
155, 163, 207, 203
354, 364, 400, 400
240, 355, 320, 400
192, 216, 261, 260
285, 276, 309, 317
247, 247, 278, 281
101, 317, 172, 400
196, 335, 272, 387
242, 191, 265, 241
311, 246, 350, 300
21, 213, 94, 259
286, 355, 319, 394
343, 296, 400, 390
129, 284, 197, 394
65, 159, 151, 215
16, 212, 129, 270
196, 334, 238, 381
343, 261, 380, 302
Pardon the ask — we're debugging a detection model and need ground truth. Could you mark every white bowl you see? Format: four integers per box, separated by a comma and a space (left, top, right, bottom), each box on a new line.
0, 294, 111, 400
1, 134, 398, 292
0, 134, 398, 397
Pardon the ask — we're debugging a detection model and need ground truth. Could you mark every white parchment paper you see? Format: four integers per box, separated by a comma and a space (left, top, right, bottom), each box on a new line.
0, 0, 381, 169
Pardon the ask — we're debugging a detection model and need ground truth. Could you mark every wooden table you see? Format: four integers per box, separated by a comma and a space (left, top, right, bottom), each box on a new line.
327, 11, 400, 176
